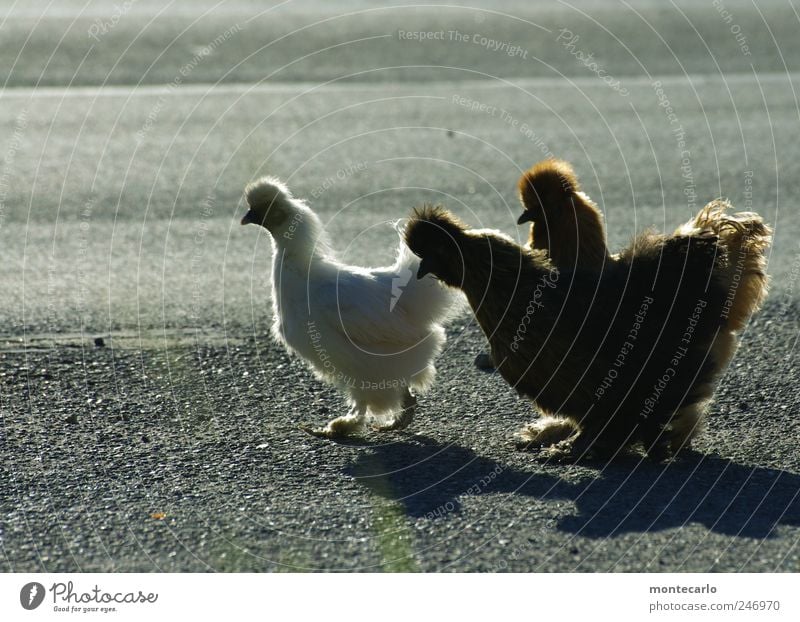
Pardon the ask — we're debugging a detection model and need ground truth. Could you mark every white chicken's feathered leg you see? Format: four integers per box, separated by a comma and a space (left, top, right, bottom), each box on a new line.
301, 402, 367, 438
373, 388, 417, 432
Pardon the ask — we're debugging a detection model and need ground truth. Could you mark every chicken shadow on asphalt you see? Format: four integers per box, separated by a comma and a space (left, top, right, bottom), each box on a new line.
346, 436, 800, 539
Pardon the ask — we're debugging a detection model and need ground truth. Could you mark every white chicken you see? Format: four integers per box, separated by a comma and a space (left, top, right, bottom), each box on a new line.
240, 177, 459, 437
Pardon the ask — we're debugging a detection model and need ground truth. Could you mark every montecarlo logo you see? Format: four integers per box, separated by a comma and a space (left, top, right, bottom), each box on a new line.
20, 581, 158, 612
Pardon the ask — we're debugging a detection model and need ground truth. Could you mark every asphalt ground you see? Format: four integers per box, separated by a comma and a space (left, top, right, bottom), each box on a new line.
1, 0, 799, 572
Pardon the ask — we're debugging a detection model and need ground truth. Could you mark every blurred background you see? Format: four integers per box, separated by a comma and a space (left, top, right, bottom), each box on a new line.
2, 0, 798, 331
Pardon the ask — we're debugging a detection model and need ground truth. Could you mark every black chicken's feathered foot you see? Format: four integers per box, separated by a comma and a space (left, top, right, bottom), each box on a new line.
537, 439, 583, 463
533, 433, 620, 464
641, 431, 676, 462
514, 416, 578, 450
515, 434, 582, 462
474, 352, 495, 371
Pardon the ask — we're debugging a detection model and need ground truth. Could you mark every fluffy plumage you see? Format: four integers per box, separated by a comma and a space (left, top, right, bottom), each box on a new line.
517, 160, 771, 320
518, 159, 772, 366
241, 177, 459, 437
406, 204, 769, 461
517, 160, 771, 417
674, 199, 771, 332
517, 159, 611, 269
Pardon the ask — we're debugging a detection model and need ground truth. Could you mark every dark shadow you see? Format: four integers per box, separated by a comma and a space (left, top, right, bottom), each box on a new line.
558, 451, 800, 538
346, 438, 800, 538
345, 435, 571, 519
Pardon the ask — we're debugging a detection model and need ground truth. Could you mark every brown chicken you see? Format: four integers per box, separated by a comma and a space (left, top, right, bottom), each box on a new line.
405, 204, 770, 461
517, 158, 612, 269
518, 158, 771, 332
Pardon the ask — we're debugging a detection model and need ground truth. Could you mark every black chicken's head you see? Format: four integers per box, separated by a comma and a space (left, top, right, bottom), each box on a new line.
516, 158, 578, 226
405, 205, 469, 288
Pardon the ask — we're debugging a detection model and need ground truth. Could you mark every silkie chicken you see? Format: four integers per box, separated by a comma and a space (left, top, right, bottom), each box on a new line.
517, 157, 771, 363
405, 204, 770, 461
516, 158, 612, 270
516, 159, 771, 308
473, 158, 613, 371
240, 177, 459, 438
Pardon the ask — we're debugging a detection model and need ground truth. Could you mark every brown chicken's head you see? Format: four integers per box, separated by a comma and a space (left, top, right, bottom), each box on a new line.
516, 158, 579, 226
405, 205, 469, 287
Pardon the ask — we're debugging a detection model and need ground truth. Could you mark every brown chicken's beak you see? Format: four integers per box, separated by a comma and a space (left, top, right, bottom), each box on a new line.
517, 211, 534, 225
240, 209, 255, 225
417, 257, 432, 280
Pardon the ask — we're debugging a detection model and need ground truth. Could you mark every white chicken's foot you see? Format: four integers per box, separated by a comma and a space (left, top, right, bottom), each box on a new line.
301, 404, 366, 439
373, 389, 417, 432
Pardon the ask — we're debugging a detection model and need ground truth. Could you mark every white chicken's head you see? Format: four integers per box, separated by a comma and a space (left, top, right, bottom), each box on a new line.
241, 176, 295, 234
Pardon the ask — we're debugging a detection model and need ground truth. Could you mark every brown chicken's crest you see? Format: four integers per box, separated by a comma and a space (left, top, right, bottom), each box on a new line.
517, 158, 579, 218
518, 158, 610, 268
